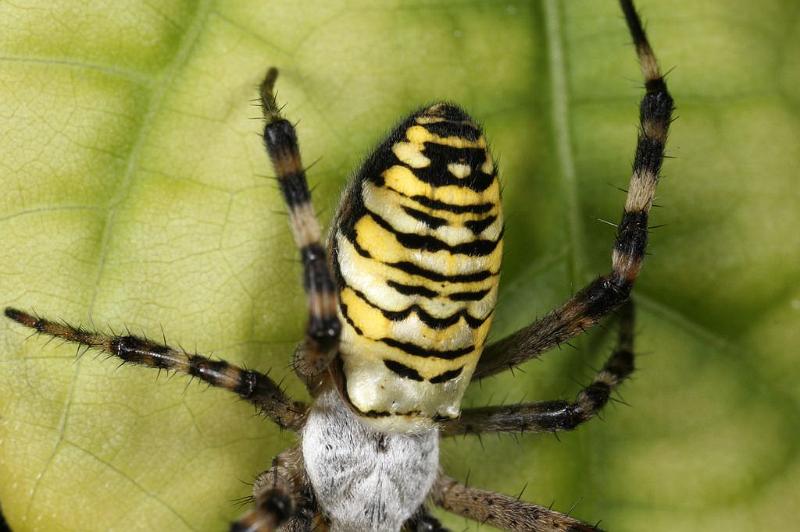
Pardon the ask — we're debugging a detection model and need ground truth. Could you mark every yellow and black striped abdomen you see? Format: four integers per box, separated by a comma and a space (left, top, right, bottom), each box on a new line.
331, 103, 502, 431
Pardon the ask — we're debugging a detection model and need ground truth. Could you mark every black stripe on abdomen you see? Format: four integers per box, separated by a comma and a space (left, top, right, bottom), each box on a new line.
386, 260, 496, 283
380, 337, 474, 360
383, 359, 424, 381
386, 280, 439, 298
368, 211, 501, 256
429, 366, 464, 384
419, 119, 481, 141
401, 206, 447, 229
346, 283, 490, 329
393, 143, 495, 192
344, 229, 497, 283
464, 216, 497, 235
407, 194, 494, 215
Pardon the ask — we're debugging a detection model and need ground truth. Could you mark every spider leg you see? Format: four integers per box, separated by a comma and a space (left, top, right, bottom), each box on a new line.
441, 300, 634, 436
277, 498, 328, 532
403, 505, 450, 532
276, 481, 326, 532
475, 0, 673, 379
231, 447, 307, 532
4, 308, 306, 430
258, 68, 341, 388
431, 474, 601, 532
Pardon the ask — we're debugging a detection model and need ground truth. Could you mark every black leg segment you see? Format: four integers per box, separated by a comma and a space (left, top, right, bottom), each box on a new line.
4, 307, 307, 430
258, 68, 341, 384
474, 0, 672, 379
442, 300, 635, 436
231, 447, 306, 532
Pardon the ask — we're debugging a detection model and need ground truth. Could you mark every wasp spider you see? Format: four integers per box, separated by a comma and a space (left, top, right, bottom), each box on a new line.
5, 1, 673, 530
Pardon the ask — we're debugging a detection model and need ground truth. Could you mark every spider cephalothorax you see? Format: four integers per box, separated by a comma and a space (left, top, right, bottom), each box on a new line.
5, 1, 672, 530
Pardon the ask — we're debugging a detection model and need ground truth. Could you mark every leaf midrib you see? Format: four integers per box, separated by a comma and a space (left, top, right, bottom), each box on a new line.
544, 0, 586, 286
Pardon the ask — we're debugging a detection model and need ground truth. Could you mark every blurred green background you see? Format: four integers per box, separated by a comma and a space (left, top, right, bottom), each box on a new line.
1, 1, 798, 530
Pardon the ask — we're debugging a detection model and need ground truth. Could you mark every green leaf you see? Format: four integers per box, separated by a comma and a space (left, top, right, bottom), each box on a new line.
1, 1, 798, 530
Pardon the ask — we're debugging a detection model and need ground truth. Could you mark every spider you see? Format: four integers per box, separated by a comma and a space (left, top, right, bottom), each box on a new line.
5, 1, 672, 530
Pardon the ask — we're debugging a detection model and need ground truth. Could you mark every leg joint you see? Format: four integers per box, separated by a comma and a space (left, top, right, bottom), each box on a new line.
581, 276, 632, 319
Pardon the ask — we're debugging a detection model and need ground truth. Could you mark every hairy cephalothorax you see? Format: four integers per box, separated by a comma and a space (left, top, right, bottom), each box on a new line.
303, 389, 439, 531
5, 1, 673, 530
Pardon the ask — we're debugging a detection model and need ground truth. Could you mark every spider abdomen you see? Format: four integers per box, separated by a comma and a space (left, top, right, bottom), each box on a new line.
331, 103, 503, 430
